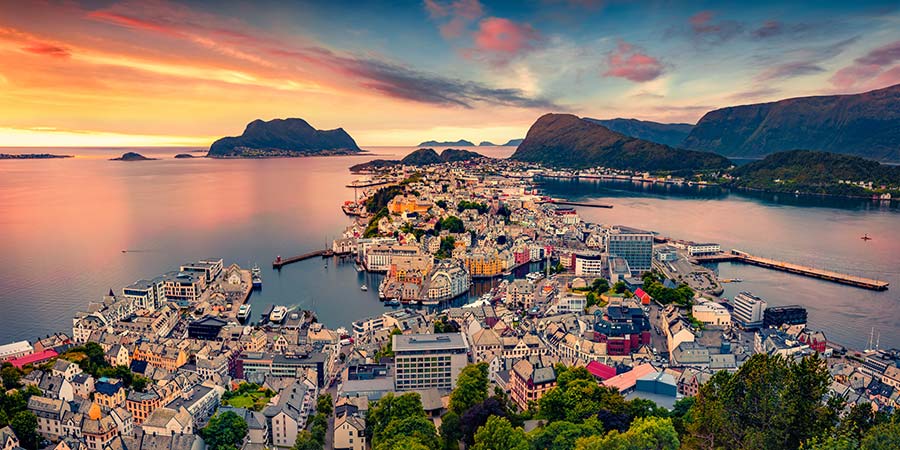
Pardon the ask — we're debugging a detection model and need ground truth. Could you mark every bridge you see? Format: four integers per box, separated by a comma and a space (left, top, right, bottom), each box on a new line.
693, 250, 889, 291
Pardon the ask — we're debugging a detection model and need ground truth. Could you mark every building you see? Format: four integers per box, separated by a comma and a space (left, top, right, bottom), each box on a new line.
732, 292, 767, 329
187, 316, 228, 340
687, 243, 720, 257
606, 227, 653, 275
574, 251, 603, 277
463, 251, 506, 277
387, 195, 432, 215
333, 408, 366, 450
607, 256, 631, 285
0, 426, 20, 450
692, 302, 732, 327
508, 356, 557, 410
393, 333, 469, 391
165, 383, 223, 428
426, 260, 470, 302
593, 304, 652, 356
238, 352, 327, 387
51, 359, 83, 382
216, 407, 268, 445
28, 396, 69, 440
263, 380, 316, 448
0, 341, 33, 362
94, 378, 126, 409
161, 271, 207, 307
141, 407, 193, 436
763, 305, 808, 328
365, 245, 421, 273
506, 279, 536, 309
122, 279, 167, 312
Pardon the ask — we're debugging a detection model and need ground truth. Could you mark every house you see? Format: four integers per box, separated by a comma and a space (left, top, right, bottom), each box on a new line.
0, 426, 19, 450
333, 408, 366, 450
39, 374, 74, 402
52, 359, 83, 382
263, 379, 315, 448
94, 378, 126, 409
105, 345, 131, 368
71, 373, 96, 399
9, 349, 58, 369
28, 396, 69, 439
585, 361, 617, 381
164, 383, 223, 428
141, 407, 193, 435
508, 356, 557, 410
82, 413, 119, 450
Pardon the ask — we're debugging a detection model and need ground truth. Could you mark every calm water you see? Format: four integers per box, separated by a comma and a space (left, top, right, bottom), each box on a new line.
1, 150, 898, 351
537, 178, 900, 350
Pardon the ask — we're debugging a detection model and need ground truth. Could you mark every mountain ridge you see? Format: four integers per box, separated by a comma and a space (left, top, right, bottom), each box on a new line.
208, 118, 361, 157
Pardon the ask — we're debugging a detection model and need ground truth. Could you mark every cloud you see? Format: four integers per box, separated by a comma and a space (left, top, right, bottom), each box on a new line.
830, 40, 900, 90
424, 0, 483, 39
473, 17, 538, 54
688, 10, 743, 44
750, 20, 814, 39
21, 43, 70, 58
602, 41, 665, 82
753, 36, 858, 82
756, 61, 825, 81
727, 87, 780, 101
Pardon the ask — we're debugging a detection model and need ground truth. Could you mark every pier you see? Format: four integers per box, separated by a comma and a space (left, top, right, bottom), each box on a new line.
548, 200, 614, 208
346, 179, 394, 188
693, 250, 889, 291
273, 249, 334, 268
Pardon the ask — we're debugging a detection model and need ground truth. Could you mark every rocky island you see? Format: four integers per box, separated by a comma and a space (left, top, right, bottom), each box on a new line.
0, 153, 72, 160
208, 118, 361, 158
110, 152, 155, 161
174, 153, 196, 159
350, 148, 486, 172
417, 139, 475, 147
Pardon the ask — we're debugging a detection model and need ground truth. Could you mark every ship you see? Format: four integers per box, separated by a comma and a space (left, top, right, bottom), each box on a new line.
269, 306, 288, 323
385, 298, 401, 306
237, 304, 252, 321
251, 265, 262, 288
360, 284, 368, 291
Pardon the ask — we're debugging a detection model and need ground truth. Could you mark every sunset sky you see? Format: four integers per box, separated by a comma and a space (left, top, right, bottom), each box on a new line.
1, 0, 899, 147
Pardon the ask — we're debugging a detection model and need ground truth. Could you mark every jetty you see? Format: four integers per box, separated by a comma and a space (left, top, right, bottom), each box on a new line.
548, 200, 614, 209
693, 250, 889, 291
346, 179, 394, 188
273, 249, 334, 268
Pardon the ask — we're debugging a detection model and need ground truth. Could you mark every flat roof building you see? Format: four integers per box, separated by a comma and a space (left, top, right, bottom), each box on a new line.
393, 333, 469, 392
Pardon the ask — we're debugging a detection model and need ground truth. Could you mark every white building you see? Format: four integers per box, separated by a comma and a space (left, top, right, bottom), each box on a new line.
0, 341, 33, 362
733, 292, 767, 328
393, 333, 469, 391
687, 243, 721, 257
574, 251, 603, 277
691, 302, 732, 327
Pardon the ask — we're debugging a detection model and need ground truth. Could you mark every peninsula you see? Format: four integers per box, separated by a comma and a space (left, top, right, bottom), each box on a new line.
0, 153, 72, 159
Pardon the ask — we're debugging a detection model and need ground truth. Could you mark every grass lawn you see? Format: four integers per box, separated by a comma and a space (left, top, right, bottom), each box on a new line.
224, 391, 272, 411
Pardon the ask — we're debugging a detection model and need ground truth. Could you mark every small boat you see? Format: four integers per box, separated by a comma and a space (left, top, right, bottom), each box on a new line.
269, 306, 288, 323
237, 304, 252, 321
385, 298, 401, 306
861, 234, 872, 241
360, 284, 368, 291
355, 264, 364, 272
251, 265, 262, 288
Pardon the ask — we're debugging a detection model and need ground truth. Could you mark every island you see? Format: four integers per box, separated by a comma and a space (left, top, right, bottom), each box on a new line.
728, 150, 900, 198
349, 148, 485, 172
110, 152, 155, 161
0, 153, 72, 159
417, 139, 475, 147
502, 138, 524, 146
174, 153, 196, 159
478, 141, 496, 146
208, 118, 361, 158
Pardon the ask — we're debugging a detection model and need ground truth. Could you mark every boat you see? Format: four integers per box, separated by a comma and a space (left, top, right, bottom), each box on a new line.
861, 233, 872, 241
385, 298, 401, 306
355, 264, 364, 272
237, 304, 252, 321
269, 306, 288, 323
251, 265, 262, 288
360, 284, 368, 291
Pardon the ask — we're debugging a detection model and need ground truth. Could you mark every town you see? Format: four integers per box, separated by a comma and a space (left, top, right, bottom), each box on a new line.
0, 157, 897, 450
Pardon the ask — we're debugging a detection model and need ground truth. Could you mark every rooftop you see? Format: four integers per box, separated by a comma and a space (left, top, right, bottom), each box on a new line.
393, 333, 467, 352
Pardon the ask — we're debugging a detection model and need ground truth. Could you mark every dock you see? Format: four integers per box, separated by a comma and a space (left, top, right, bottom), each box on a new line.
273, 249, 334, 268
693, 250, 889, 291
346, 179, 394, 188
548, 200, 614, 209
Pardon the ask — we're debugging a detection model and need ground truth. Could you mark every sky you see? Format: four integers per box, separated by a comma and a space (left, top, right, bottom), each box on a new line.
1, 0, 899, 147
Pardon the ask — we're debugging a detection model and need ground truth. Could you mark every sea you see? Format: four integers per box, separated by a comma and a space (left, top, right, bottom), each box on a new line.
0, 146, 898, 350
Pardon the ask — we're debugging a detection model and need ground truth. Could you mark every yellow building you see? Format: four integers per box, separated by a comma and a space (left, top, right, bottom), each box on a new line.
387, 195, 432, 215
131, 343, 188, 372
464, 252, 505, 277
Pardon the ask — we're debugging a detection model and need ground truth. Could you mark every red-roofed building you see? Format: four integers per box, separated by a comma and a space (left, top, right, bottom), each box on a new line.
602, 363, 657, 393
634, 288, 651, 305
586, 361, 616, 381
9, 349, 58, 369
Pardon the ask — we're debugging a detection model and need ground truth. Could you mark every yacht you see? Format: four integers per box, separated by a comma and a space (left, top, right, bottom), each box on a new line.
385, 298, 401, 306
237, 304, 252, 321
251, 265, 262, 288
269, 306, 288, 323
360, 284, 368, 291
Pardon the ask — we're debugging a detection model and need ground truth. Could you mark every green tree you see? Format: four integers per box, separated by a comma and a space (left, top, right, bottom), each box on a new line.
438, 216, 465, 233
317, 393, 333, 417
366, 392, 432, 445
375, 435, 432, 450
440, 411, 464, 450
200, 411, 249, 450
529, 418, 604, 450
436, 236, 457, 259
613, 281, 627, 294
575, 417, 679, 450
380, 415, 439, 450
374, 328, 403, 359
1, 364, 22, 390
591, 278, 610, 294
803, 433, 859, 450
860, 421, 900, 450
473, 416, 530, 450
291, 430, 323, 450
450, 363, 489, 415
10, 411, 39, 450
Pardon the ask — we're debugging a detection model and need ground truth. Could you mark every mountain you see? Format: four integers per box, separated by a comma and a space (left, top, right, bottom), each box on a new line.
683, 84, 900, 161
585, 118, 693, 147
417, 139, 475, 147
350, 148, 486, 172
503, 138, 524, 146
111, 152, 155, 161
479, 141, 496, 146
730, 150, 900, 196
208, 118, 361, 157
510, 114, 731, 171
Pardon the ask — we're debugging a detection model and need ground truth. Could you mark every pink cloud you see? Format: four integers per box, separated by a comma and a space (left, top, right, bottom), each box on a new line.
830, 40, 900, 90
21, 43, 70, 58
602, 41, 665, 82
686, 10, 742, 43
473, 17, 538, 54
424, 0, 483, 38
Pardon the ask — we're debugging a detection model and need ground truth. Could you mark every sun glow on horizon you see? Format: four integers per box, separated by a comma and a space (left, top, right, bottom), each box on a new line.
0, 127, 215, 148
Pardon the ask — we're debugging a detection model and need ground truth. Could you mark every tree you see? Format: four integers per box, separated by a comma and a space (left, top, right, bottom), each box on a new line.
379, 415, 439, 450
450, 363, 489, 415
1, 364, 22, 390
437, 216, 465, 233
860, 421, 900, 450
292, 430, 323, 450
366, 392, 432, 446
473, 416, 530, 450
200, 411, 248, 450
803, 433, 859, 450
591, 278, 610, 294
575, 417, 679, 450
461, 398, 510, 445
440, 411, 463, 450
437, 236, 457, 259
317, 393, 333, 417
374, 328, 403, 359
613, 281, 627, 294
529, 418, 604, 450
10, 411, 39, 450
375, 435, 431, 450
